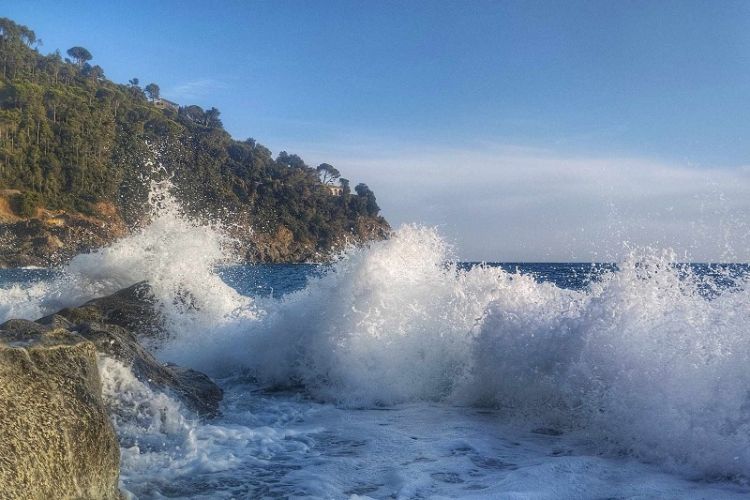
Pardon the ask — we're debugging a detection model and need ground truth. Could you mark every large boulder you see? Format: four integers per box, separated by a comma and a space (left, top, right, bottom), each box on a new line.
0, 324, 121, 499
43, 281, 166, 339
37, 282, 223, 418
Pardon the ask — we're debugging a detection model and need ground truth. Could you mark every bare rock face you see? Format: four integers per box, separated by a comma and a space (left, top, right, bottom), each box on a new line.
0, 324, 121, 499
0, 210, 127, 268
0, 283, 223, 498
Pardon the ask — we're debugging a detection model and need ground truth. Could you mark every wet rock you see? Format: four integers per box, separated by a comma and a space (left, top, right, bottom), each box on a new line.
0, 325, 121, 499
72, 321, 222, 418
0, 318, 49, 338
43, 281, 165, 338
35, 313, 74, 330
38, 282, 223, 418
166, 363, 225, 415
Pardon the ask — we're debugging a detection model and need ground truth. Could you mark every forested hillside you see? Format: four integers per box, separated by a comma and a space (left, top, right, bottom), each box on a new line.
0, 18, 388, 265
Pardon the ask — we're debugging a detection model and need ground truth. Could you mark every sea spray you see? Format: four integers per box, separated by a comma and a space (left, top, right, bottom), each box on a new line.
2, 183, 750, 481
0, 179, 256, 332
229, 225, 510, 403
569, 251, 750, 478
99, 357, 321, 498
218, 228, 750, 478
0, 279, 51, 322
461, 249, 750, 477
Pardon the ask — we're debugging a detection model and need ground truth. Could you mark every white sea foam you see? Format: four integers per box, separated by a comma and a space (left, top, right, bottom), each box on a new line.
0, 280, 50, 321
152, 217, 750, 479
0, 179, 255, 329
465, 250, 750, 478
2, 181, 750, 491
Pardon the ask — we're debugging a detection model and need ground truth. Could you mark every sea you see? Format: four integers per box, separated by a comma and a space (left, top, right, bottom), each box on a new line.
1, 187, 750, 499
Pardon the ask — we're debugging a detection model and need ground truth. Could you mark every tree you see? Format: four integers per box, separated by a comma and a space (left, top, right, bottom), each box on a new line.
66, 46, 92, 68
144, 83, 160, 101
127, 78, 144, 99
181, 104, 205, 123
18, 25, 36, 47
316, 163, 340, 184
354, 183, 380, 216
205, 107, 221, 127
354, 183, 372, 197
83, 64, 104, 81
0, 18, 36, 47
339, 178, 350, 195
277, 151, 307, 169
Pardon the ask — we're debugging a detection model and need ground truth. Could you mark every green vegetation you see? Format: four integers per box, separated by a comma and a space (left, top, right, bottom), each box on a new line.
0, 18, 387, 254
10, 191, 39, 217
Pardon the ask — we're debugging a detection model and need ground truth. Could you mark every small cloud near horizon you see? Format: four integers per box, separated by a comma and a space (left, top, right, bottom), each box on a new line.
166, 78, 228, 103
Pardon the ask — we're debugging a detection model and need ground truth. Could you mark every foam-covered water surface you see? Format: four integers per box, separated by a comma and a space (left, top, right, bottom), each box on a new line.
100, 370, 750, 499
2, 184, 750, 498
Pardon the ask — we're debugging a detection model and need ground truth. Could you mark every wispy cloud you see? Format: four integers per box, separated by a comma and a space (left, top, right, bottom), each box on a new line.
166, 78, 228, 102
289, 139, 750, 262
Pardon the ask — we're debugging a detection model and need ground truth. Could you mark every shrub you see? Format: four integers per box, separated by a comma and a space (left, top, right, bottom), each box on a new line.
11, 191, 40, 217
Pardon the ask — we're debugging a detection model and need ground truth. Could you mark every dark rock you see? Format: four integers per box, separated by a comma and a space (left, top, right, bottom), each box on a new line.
0, 326, 121, 499
167, 363, 225, 416
38, 282, 223, 418
0, 319, 50, 339
72, 321, 222, 418
35, 314, 75, 330
41, 281, 165, 339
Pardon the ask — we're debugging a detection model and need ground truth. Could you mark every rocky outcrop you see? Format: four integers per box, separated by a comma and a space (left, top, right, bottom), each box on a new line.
42, 281, 166, 339
0, 197, 390, 267
0, 209, 127, 268
243, 216, 391, 263
0, 323, 121, 499
73, 321, 221, 417
246, 224, 317, 263
0, 282, 225, 497
38, 282, 222, 417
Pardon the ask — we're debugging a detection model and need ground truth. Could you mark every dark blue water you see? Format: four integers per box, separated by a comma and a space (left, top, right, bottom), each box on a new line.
4, 262, 749, 298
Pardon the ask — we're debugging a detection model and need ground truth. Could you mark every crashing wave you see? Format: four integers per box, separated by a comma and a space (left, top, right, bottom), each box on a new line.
2, 181, 749, 480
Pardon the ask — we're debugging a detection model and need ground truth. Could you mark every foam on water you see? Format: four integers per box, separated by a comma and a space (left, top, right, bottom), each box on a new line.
2, 182, 750, 495
466, 250, 750, 479
205, 229, 750, 479
98, 357, 323, 498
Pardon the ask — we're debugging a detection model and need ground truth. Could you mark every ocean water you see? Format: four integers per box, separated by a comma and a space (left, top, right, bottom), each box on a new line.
2, 186, 750, 499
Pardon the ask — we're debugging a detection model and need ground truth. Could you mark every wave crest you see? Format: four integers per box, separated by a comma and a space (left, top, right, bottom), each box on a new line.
2, 187, 749, 478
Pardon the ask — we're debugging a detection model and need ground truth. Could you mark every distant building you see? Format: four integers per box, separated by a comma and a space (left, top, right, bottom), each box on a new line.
326, 185, 344, 196
153, 98, 179, 112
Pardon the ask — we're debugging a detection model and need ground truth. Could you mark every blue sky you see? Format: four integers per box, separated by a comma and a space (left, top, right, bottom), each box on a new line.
6, 1, 750, 261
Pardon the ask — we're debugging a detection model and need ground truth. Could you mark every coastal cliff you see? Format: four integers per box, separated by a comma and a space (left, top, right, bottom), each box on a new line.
0, 18, 389, 266
0, 188, 388, 267
0, 190, 128, 267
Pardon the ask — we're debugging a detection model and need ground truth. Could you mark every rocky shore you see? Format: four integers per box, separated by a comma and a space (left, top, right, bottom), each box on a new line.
0, 191, 128, 268
0, 282, 222, 498
0, 195, 389, 267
